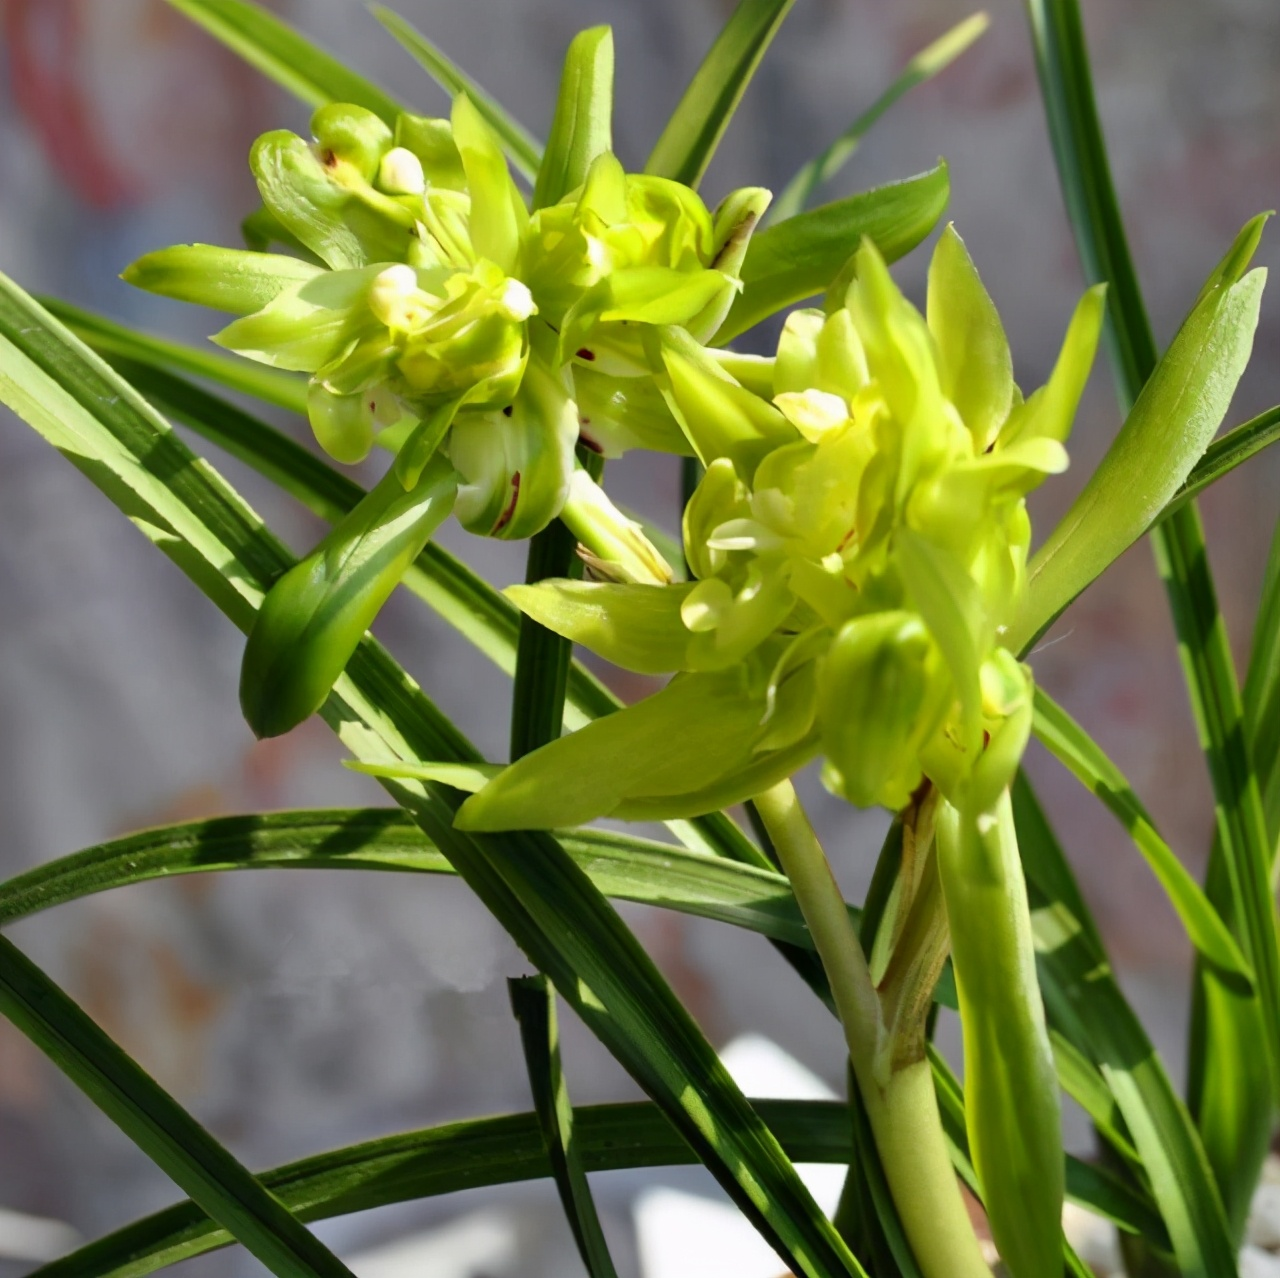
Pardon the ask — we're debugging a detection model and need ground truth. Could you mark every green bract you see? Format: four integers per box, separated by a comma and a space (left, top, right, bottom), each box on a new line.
459, 227, 1104, 830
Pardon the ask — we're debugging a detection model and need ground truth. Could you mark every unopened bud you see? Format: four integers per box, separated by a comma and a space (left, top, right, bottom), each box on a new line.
377, 146, 427, 195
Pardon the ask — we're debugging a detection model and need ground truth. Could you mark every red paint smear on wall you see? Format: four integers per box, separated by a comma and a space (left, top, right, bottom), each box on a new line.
3, 0, 138, 208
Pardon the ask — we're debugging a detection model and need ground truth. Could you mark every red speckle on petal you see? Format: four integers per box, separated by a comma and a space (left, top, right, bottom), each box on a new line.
492, 472, 521, 534
575, 348, 595, 361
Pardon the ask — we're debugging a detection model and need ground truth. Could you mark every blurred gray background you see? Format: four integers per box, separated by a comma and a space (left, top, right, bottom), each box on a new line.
0, 0, 1277, 1274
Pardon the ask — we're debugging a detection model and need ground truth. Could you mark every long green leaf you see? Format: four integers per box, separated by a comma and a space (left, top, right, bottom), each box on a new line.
45, 300, 308, 415
0, 276, 862, 1278
0, 935, 355, 1278
0, 809, 865, 958
1012, 773, 1236, 1277
1247, 514, 1280, 853
1032, 688, 1251, 988
509, 976, 619, 1278
166, 0, 401, 124
371, 6, 542, 182
32, 1093, 1157, 1278
1025, 0, 1280, 1238
770, 14, 987, 224
715, 164, 950, 343
645, 0, 795, 187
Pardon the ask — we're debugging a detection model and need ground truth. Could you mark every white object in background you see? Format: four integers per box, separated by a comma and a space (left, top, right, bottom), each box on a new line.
1240, 1245, 1280, 1278
0, 1206, 79, 1262
346, 1207, 518, 1278
1061, 1202, 1120, 1277
635, 1033, 839, 1278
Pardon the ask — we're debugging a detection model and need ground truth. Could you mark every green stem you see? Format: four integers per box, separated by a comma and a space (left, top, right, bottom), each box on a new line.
753, 780, 990, 1278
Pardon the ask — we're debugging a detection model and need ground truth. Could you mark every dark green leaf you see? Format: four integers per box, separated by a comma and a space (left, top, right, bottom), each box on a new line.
0, 935, 355, 1278
0, 275, 862, 1278
1013, 773, 1236, 1277
1033, 688, 1252, 988
509, 976, 619, 1278
645, 0, 795, 188
715, 165, 950, 343
370, 6, 542, 181
166, 0, 401, 123
31, 1094, 1153, 1278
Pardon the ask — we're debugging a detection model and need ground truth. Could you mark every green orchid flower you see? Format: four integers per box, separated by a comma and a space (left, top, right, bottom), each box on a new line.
457, 226, 1104, 831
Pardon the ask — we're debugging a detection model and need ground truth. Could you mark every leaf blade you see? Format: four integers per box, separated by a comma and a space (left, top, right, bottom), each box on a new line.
165, 0, 402, 123
645, 0, 796, 187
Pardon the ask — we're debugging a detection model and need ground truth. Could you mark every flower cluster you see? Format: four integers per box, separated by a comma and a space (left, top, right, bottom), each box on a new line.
460, 230, 1102, 828
129, 97, 764, 542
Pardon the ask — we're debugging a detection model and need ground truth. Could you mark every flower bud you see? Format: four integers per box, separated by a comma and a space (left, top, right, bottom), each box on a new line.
819, 611, 949, 810
559, 468, 674, 584
377, 146, 427, 196
307, 382, 377, 464
310, 103, 394, 180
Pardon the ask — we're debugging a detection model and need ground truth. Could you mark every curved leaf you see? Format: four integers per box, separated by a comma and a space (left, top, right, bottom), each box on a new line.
716, 165, 950, 343
32, 1094, 1157, 1278
165, 0, 402, 123
1159, 403, 1280, 522
371, 6, 542, 182
1032, 688, 1252, 989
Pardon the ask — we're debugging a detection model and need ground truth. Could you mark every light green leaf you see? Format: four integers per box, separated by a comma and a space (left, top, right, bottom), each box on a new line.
121, 246, 323, 317
371, 6, 542, 182
0, 272, 863, 1278
1014, 219, 1267, 652
645, 0, 795, 188
507, 580, 694, 675
533, 26, 614, 211
771, 14, 987, 224
509, 976, 619, 1278
716, 164, 950, 343
1159, 403, 1280, 522
926, 223, 1012, 450
1033, 688, 1253, 989
0, 935, 356, 1278
165, 0, 402, 123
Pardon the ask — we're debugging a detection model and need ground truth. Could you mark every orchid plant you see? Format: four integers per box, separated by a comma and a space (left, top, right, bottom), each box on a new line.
0, 2, 1278, 1278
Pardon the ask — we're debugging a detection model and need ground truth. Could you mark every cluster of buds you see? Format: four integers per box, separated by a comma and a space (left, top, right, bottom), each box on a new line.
129, 96, 765, 543
462, 229, 1103, 828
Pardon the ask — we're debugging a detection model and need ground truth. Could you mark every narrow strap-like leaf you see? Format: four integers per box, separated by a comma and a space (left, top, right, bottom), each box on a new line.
770, 14, 986, 224
1033, 688, 1252, 988
0, 275, 864, 1278
645, 0, 796, 187
1025, 0, 1280, 1237
509, 976, 619, 1278
166, 0, 401, 123
46, 299, 308, 415
0, 935, 355, 1278
1012, 772, 1236, 1276
371, 5, 542, 181
0, 810, 865, 965
30, 1093, 1154, 1278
